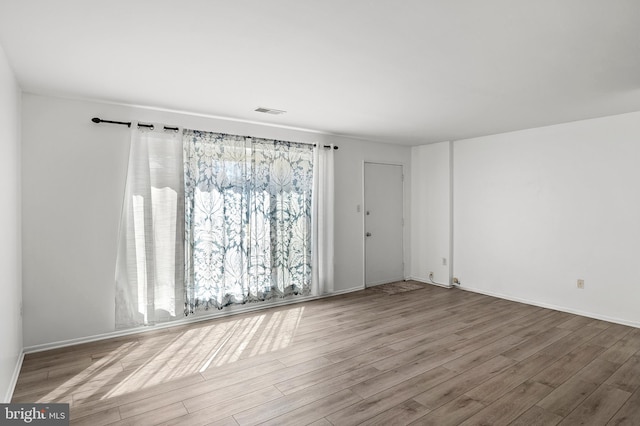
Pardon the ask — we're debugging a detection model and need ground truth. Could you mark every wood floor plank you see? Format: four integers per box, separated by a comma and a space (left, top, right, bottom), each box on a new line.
557, 315, 599, 331
182, 384, 283, 416
533, 344, 605, 388
537, 376, 599, 417
68, 372, 205, 420
383, 321, 464, 353
449, 309, 538, 352
307, 419, 332, 426
589, 324, 632, 349
607, 388, 640, 425
156, 411, 224, 426
510, 405, 563, 426
163, 387, 281, 426
502, 327, 572, 361
605, 355, 640, 393
371, 334, 463, 372
108, 402, 188, 426
231, 382, 352, 425
538, 324, 605, 359
464, 352, 556, 405
281, 365, 384, 399
69, 407, 120, 426
118, 369, 281, 419
11, 282, 638, 426
600, 333, 640, 365
199, 359, 287, 387
322, 326, 420, 364
511, 310, 570, 339
558, 384, 631, 425
409, 395, 485, 426
413, 355, 515, 409
157, 407, 238, 426
327, 366, 458, 425
358, 399, 430, 426
576, 358, 622, 386
273, 345, 397, 394
254, 388, 363, 426
587, 319, 614, 330
351, 355, 457, 400
11, 370, 48, 388
459, 380, 553, 426
453, 305, 542, 341
442, 335, 523, 373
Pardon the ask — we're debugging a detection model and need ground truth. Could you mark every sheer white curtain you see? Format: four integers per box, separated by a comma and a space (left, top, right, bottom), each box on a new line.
311, 145, 335, 295
115, 126, 184, 328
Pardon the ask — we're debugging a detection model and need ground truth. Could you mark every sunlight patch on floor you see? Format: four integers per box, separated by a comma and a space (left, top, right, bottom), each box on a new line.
58, 306, 306, 400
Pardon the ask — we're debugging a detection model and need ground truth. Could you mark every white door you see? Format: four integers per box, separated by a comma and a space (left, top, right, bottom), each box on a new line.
364, 163, 404, 287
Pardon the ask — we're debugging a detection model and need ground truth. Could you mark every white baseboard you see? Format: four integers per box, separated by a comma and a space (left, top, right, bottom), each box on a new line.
366, 279, 404, 287
328, 286, 365, 296
458, 284, 640, 329
4, 350, 24, 403
24, 287, 365, 354
409, 276, 452, 289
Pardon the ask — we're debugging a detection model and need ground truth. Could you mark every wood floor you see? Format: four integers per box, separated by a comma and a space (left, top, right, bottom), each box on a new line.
12, 282, 640, 425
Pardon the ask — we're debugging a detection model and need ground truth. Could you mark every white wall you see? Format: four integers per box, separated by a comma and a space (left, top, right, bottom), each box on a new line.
0, 44, 22, 402
453, 112, 640, 326
21, 94, 412, 348
410, 142, 451, 286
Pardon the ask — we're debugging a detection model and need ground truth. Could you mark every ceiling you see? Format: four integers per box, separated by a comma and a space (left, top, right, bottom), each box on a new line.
1, 0, 639, 145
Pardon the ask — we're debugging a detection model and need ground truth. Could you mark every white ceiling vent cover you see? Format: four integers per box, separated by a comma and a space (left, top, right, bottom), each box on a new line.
254, 107, 286, 115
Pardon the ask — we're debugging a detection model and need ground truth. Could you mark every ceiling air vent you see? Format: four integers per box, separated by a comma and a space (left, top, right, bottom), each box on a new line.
254, 107, 286, 115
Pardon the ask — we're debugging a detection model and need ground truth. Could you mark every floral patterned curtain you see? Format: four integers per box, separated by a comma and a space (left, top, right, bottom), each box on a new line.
183, 130, 314, 314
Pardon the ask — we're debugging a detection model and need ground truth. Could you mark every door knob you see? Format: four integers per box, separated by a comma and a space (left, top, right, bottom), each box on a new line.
366, 232, 372, 237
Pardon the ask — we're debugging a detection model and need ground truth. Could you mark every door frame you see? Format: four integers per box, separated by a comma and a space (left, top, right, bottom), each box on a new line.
362, 161, 407, 288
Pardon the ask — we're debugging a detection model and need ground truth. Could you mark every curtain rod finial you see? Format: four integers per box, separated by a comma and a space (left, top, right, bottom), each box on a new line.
91, 117, 101, 123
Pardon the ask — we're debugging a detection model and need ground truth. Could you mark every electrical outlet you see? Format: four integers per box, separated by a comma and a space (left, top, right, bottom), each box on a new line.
429, 271, 434, 280
577, 279, 584, 289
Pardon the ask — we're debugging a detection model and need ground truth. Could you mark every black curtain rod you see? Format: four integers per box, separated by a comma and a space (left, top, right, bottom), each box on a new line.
91, 117, 338, 149
91, 117, 131, 127
92, 117, 179, 132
